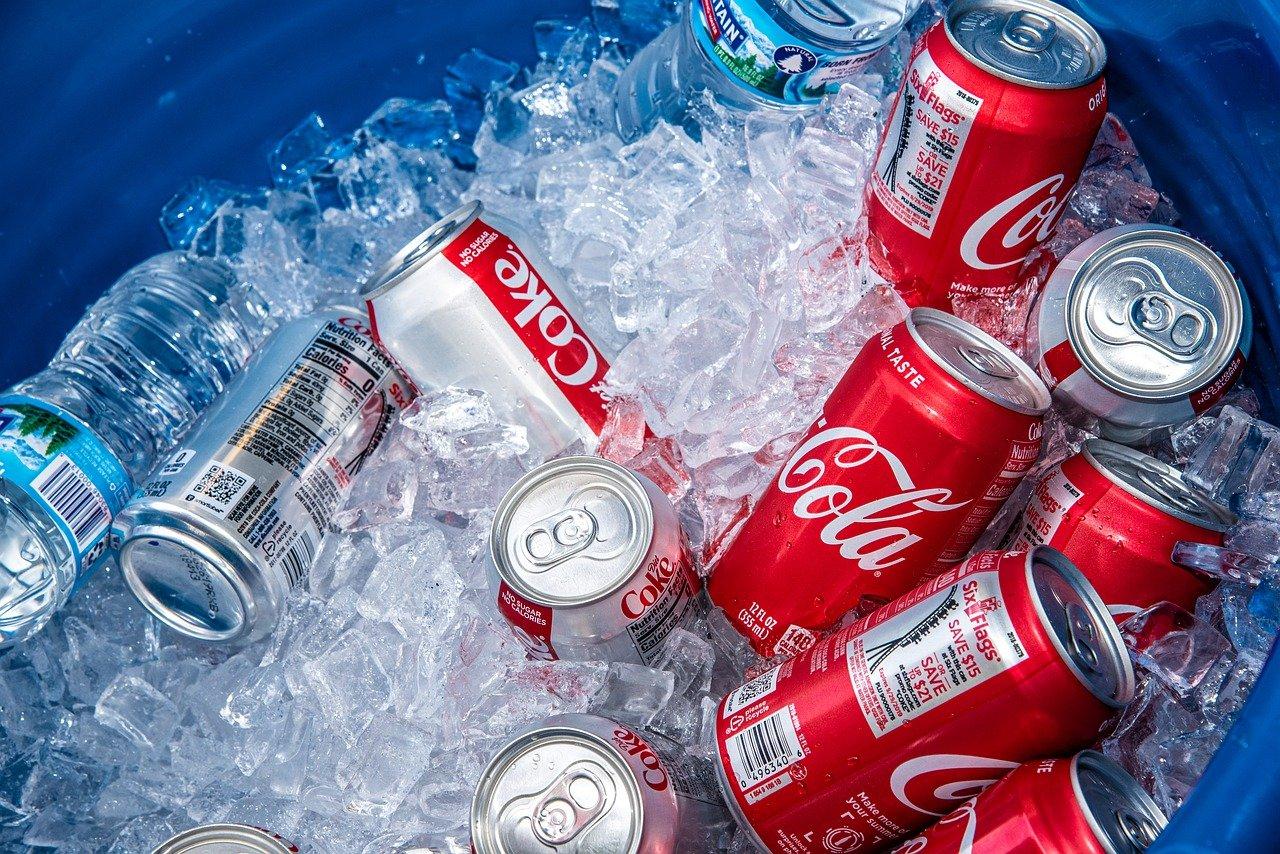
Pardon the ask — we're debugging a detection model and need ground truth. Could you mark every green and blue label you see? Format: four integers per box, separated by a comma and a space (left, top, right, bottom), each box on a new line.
693, 0, 881, 104
0, 395, 130, 579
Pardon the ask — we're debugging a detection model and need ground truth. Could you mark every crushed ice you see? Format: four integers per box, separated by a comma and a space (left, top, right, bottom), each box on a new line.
1, 0, 1278, 850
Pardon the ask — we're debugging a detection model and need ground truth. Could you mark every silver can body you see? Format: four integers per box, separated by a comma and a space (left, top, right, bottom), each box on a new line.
116, 308, 410, 643
151, 823, 298, 854
362, 200, 617, 459
489, 457, 701, 666
1033, 224, 1251, 443
471, 713, 726, 854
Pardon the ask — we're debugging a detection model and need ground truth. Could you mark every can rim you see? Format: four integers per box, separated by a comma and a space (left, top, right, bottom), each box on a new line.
489, 456, 656, 608
1063, 225, 1247, 402
150, 823, 296, 854
471, 717, 645, 854
1072, 750, 1168, 854
1081, 438, 1234, 532
1026, 546, 1135, 708
907, 307, 1051, 416
944, 0, 1107, 89
360, 199, 483, 300
117, 507, 278, 644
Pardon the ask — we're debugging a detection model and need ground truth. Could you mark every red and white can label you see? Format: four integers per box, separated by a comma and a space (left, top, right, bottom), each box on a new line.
847, 570, 1028, 737
437, 217, 611, 434
873, 41, 983, 239
1008, 467, 1084, 550
496, 581, 558, 660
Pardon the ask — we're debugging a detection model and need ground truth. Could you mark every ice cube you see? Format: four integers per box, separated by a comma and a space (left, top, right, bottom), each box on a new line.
301, 630, 393, 745
94, 673, 179, 751
363, 98, 460, 151
1183, 406, 1280, 502
1121, 602, 1234, 696
589, 662, 676, 728
270, 113, 337, 190
160, 178, 254, 249
336, 715, 434, 817
1171, 540, 1276, 586
333, 458, 419, 532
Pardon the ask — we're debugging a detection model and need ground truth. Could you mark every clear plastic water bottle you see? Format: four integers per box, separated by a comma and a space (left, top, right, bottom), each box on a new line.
0, 252, 268, 645
615, 0, 926, 140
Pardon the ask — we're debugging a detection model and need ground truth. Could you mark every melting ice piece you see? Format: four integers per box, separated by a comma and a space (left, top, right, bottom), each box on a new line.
1121, 602, 1235, 696
1184, 406, 1280, 503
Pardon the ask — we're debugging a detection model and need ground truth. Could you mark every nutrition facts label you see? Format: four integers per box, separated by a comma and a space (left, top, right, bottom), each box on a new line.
846, 571, 1026, 736
626, 565, 697, 665
873, 42, 983, 237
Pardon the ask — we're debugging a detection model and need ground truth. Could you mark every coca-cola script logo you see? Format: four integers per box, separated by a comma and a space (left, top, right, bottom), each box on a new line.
959, 174, 1071, 271
777, 422, 970, 571
890, 754, 1018, 817
493, 244, 600, 385
610, 727, 669, 791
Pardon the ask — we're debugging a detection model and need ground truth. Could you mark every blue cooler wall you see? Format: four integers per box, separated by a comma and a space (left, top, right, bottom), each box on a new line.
0, 0, 1277, 849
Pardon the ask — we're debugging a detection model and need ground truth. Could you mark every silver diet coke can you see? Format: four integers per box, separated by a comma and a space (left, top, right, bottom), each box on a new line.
362, 200, 617, 459
471, 713, 726, 854
116, 308, 410, 643
151, 823, 299, 853
1033, 224, 1251, 443
489, 456, 699, 665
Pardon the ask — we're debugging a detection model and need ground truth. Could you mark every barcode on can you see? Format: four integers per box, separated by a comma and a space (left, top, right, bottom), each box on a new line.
723, 667, 780, 717
185, 462, 254, 518
277, 533, 317, 588
30, 454, 110, 550
725, 705, 805, 792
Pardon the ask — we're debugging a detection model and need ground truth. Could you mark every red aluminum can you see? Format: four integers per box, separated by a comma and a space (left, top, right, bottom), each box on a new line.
1007, 439, 1232, 622
891, 752, 1165, 854
713, 548, 1134, 854
867, 0, 1108, 307
707, 308, 1049, 657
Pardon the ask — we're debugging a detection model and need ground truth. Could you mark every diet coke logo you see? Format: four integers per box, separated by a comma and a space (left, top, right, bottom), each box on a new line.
777, 422, 970, 571
493, 244, 601, 386
890, 754, 1017, 818
610, 727, 669, 792
959, 174, 1071, 271
621, 555, 681, 620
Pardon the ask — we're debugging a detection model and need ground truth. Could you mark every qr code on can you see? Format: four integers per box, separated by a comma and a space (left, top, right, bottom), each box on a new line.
723, 667, 781, 717
186, 461, 254, 518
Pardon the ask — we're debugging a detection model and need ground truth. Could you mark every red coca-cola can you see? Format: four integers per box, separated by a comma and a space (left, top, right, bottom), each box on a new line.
891, 751, 1165, 854
1007, 439, 1232, 622
708, 308, 1049, 657
713, 548, 1134, 854
867, 0, 1108, 306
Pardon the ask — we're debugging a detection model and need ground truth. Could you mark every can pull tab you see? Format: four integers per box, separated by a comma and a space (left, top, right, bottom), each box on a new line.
1064, 602, 1103, 675
1092, 257, 1216, 360
1116, 807, 1161, 848
1001, 10, 1057, 53
958, 344, 1018, 380
531, 768, 610, 846
520, 508, 598, 571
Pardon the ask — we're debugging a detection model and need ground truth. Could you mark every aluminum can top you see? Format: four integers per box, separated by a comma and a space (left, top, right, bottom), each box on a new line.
1082, 439, 1233, 532
360, 199, 482, 300
472, 718, 645, 853
910, 307, 1051, 415
1061, 225, 1248, 402
945, 0, 1106, 88
491, 456, 656, 608
151, 824, 296, 854
1029, 546, 1134, 707
1073, 751, 1167, 853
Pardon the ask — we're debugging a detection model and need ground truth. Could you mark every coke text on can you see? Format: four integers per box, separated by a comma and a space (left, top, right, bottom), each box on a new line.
489, 456, 701, 665
362, 200, 616, 459
867, 0, 1108, 306
708, 308, 1049, 657
714, 548, 1134, 853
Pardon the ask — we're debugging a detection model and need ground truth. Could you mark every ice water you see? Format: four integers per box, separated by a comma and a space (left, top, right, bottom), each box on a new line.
0, 252, 267, 646
614, 0, 925, 139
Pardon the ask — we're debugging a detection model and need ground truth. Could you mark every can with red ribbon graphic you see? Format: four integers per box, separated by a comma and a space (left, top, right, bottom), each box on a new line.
488, 456, 700, 665
890, 751, 1165, 854
713, 548, 1135, 854
361, 200, 616, 458
867, 0, 1108, 306
1033, 224, 1251, 444
708, 308, 1049, 658
1007, 439, 1232, 622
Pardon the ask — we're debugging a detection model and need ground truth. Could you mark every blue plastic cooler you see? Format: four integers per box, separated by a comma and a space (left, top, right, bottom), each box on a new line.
0, 0, 1277, 849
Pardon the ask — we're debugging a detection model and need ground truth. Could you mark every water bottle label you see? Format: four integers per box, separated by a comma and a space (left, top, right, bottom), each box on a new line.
0, 395, 130, 577
692, 0, 881, 104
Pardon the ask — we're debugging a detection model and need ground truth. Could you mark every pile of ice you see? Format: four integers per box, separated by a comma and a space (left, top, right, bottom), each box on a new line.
1, 0, 1278, 850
